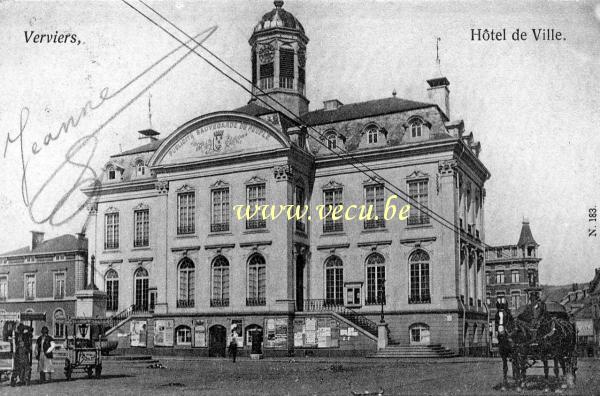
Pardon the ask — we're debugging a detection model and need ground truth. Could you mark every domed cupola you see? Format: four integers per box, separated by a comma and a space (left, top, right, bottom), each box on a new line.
253, 0, 305, 34
249, 1, 309, 117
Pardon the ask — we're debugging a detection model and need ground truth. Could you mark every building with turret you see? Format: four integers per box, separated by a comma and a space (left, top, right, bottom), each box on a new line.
485, 220, 541, 320
84, 1, 490, 357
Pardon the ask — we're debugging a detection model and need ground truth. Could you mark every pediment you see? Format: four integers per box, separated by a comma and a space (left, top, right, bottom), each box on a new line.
149, 112, 290, 167
406, 170, 429, 180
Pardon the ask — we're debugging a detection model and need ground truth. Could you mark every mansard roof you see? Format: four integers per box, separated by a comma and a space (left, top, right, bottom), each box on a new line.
0, 234, 87, 257
111, 139, 163, 158
301, 97, 437, 126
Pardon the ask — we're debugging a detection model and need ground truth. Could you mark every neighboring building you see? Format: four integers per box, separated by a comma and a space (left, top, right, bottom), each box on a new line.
84, 1, 490, 356
562, 272, 600, 357
0, 232, 88, 339
486, 220, 541, 343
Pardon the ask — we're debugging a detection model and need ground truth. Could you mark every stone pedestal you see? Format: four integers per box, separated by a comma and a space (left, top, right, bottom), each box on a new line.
75, 289, 107, 318
377, 322, 388, 350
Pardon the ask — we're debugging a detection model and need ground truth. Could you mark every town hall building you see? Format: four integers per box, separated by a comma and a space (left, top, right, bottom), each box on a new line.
85, 1, 490, 357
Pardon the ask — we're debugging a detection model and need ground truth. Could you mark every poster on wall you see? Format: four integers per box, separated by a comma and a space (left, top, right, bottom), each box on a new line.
193, 320, 206, 347
154, 320, 174, 347
293, 318, 305, 347
130, 320, 147, 347
231, 319, 243, 347
264, 318, 287, 348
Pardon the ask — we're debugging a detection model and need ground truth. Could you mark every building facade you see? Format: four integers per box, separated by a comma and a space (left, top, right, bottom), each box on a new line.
485, 220, 541, 345
85, 1, 490, 356
0, 232, 87, 340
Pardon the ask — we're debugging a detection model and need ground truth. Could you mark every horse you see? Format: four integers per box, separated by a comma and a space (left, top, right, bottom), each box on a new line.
510, 300, 577, 391
495, 301, 536, 391
533, 304, 577, 389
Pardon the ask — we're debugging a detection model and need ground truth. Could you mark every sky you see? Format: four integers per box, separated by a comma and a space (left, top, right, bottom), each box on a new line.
0, 0, 599, 285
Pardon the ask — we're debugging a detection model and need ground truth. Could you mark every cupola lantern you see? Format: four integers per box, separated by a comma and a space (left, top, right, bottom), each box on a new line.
249, 1, 309, 117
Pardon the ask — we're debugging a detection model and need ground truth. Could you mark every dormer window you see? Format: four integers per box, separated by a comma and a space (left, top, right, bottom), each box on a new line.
136, 160, 146, 177
326, 133, 338, 149
108, 166, 116, 180
411, 119, 423, 138
367, 127, 378, 144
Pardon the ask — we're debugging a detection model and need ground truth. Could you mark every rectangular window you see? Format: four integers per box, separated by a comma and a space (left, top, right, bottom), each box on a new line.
346, 286, 361, 306
511, 292, 521, 309
323, 188, 343, 233
366, 266, 385, 305
409, 262, 431, 303
25, 274, 36, 300
106, 278, 119, 311
295, 185, 305, 232
104, 212, 119, 249
407, 180, 429, 225
511, 270, 520, 283
246, 184, 266, 229
211, 188, 230, 232
496, 292, 505, 304
54, 273, 66, 299
177, 327, 192, 345
486, 272, 491, 285
0, 276, 7, 300
496, 271, 505, 284
177, 192, 195, 234
134, 209, 150, 247
364, 184, 385, 229
248, 263, 266, 305
279, 48, 294, 89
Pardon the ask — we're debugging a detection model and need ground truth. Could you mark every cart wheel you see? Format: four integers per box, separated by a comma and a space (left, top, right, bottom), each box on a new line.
86, 366, 94, 378
95, 365, 102, 378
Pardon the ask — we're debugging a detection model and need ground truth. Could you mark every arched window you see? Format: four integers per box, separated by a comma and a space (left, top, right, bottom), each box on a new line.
410, 119, 423, 138
367, 126, 379, 144
247, 254, 266, 306
107, 165, 116, 180
53, 309, 65, 338
366, 253, 385, 305
409, 250, 431, 304
326, 132, 338, 149
211, 256, 229, 307
134, 267, 149, 311
175, 325, 192, 346
105, 269, 119, 311
135, 159, 146, 177
178, 258, 195, 308
325, 256, 343, 305
409, 323, 430, 345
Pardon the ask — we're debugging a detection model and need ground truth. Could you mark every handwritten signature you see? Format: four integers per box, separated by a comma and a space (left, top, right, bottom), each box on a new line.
2, 26, 217, 226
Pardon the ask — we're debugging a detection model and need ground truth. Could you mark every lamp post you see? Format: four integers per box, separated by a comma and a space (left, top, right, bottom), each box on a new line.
379, 280, 386, 323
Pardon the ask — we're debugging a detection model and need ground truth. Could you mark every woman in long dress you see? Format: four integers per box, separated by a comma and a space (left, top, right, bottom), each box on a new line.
36, 326, 56, 383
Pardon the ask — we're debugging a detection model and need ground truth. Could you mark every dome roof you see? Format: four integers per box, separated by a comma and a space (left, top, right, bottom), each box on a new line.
253, 1, 304, 35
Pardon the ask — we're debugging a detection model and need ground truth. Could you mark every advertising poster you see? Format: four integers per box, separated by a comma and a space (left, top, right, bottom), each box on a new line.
193, 320, 206, 348
154, 319, 174, 347
130, 320, 147, 347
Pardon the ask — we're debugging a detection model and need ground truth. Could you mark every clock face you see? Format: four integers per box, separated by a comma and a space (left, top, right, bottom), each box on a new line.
259, 44, 275, 64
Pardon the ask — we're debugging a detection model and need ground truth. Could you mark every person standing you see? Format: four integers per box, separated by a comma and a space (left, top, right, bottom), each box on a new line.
36, 326, 56, 383
10, 323, 32, 387
228, 331, 238, 363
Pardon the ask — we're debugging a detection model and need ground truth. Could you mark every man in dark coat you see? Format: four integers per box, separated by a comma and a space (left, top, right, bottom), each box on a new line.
10, 323, 32, 387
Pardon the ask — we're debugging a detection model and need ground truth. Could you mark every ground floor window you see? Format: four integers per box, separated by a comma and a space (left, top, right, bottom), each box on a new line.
176, 325, 192, 345
409, 323, 430, 345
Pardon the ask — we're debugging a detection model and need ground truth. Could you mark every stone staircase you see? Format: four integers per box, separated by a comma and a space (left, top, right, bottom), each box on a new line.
368, 344, 457, 358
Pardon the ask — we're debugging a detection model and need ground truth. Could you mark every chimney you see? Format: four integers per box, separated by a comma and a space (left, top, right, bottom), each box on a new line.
426, 77, 450, 119
31, 231, 44, 250
323, 99, 343, 111
138, 128, 160, 142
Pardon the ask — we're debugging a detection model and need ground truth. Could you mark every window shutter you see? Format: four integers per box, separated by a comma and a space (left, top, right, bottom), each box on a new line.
252, 50, 257, 84
279, 48, 294, 78
260, 62, 274, 78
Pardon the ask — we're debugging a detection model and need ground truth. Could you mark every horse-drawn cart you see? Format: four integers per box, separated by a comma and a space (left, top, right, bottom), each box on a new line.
54, 317, 112, 380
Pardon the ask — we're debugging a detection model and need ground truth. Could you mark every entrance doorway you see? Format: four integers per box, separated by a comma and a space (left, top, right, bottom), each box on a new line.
209, 325, 227, 357
296, 254, 305, 311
